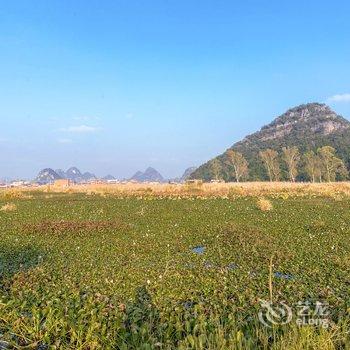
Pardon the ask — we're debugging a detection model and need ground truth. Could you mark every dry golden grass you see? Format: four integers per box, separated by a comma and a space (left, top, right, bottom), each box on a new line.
4, 181, 350, 199
256, 197, 273, 211
0, 189, 32, 200
0, 203, 17, 212
67, 181, 350, 199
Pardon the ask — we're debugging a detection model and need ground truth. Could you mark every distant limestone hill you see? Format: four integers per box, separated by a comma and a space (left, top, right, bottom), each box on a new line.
130, 167, 164, 182
82, 172, 97, 181
181, 167, 197, 181
35, 167, 98, 184
65, 167, 83, 182
55, 169, 66, 178
167, 167, 197, 183
35, 168, 63, 184
102, 174, 116, 181
191, 103, 350, 181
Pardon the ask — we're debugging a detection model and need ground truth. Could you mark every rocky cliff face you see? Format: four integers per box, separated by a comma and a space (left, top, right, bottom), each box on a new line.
244, 103, 349, 143
191, 103, 350, 181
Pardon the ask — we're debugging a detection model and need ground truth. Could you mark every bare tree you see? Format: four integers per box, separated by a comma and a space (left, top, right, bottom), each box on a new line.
259, 149, 280, 181
282, 146, 300, 182
304, 151, 322, 182
210, 159, 222, 180
225, 150, 249, 182
317, 146, 348, 182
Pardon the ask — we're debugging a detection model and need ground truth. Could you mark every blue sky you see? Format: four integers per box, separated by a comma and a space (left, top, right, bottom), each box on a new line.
1, 0, 350, 179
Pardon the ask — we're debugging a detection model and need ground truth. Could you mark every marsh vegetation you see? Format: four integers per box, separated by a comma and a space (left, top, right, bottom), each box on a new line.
0, 184, 349, 349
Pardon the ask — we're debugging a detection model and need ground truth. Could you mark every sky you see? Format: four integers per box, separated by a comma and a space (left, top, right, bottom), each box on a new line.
1, 0, 350, 180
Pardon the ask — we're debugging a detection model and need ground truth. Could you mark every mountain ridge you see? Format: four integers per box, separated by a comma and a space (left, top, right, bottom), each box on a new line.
33, 166, 197, 184
191, 103, 350, 181
35, 167, 99, 184
130, 167, 164, 182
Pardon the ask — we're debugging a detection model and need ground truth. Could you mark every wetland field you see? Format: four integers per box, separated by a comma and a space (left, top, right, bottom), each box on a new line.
0, 183, 350, 349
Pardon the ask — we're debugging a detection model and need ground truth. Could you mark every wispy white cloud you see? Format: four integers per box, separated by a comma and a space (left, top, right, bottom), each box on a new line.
73, 116, 100, 122
57, 138, 73, 144
327, 93, 350, 103
61, 125, 101, 133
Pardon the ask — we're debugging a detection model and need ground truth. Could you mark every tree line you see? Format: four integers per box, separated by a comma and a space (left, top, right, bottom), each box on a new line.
210, 146, 348, 182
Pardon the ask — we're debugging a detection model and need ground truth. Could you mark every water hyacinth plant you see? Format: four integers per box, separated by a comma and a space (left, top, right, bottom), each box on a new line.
0, 186, 349, 348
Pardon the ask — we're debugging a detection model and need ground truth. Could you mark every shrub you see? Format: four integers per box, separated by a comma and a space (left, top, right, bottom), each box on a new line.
256, 198, 273, 211
2, 190, 31, 200
1, 203, 17, 212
